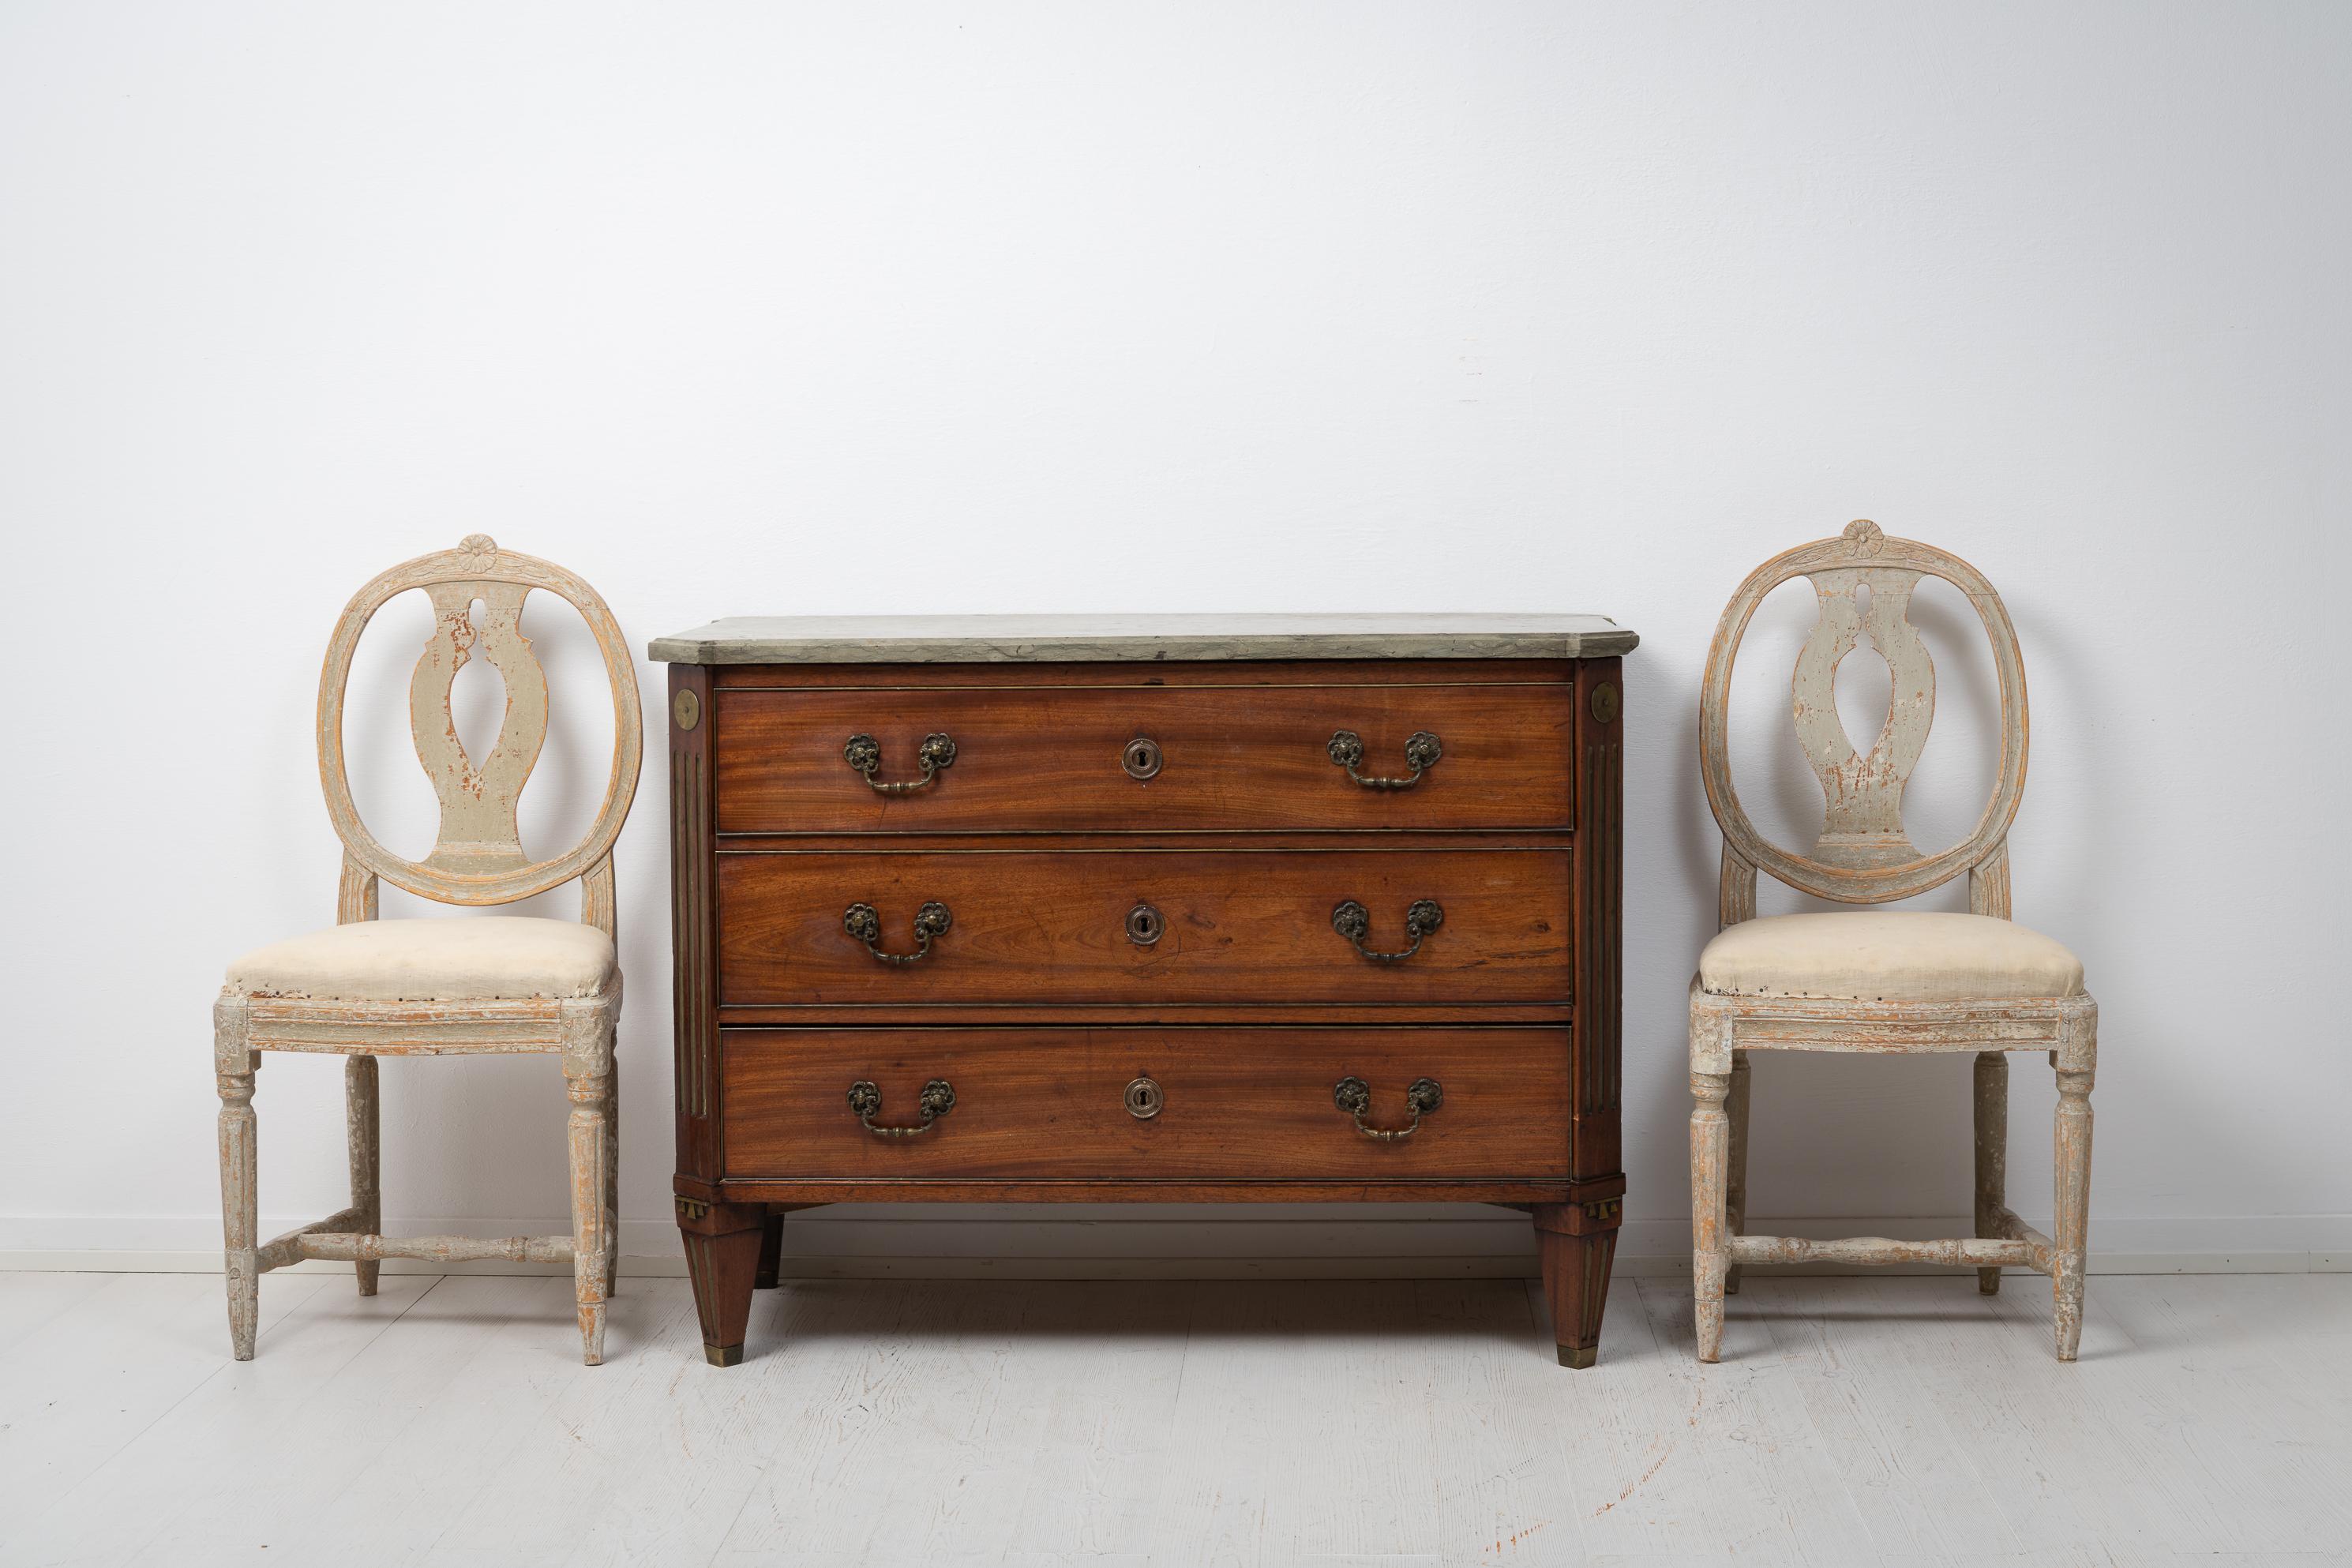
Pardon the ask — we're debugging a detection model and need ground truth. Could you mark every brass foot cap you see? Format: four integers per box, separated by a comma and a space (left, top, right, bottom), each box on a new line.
1557, 1345, 1598, 1370
704, 1343, 744, 1367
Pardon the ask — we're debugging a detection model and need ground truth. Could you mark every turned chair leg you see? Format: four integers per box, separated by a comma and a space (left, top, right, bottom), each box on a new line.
2053, 1066, 2094, 1361
346, 1056, 381, 1297
217, 1057, 260, 1361
1690, 1069, 1731, 1363
1723, 1050, 1750, 1296
1972, 1051, 2007, 1296
562, 1003, 614, 1366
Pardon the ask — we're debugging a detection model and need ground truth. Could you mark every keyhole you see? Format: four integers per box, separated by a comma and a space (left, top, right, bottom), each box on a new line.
448, 598, 507, 768
1125, 1077, 1165, 1120
1122, 737, 1163, 780
1126, 902, 1165, 945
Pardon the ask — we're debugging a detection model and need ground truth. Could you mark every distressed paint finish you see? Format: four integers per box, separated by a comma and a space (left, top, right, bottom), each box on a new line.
1722, 1049, 1750, 1296
345, 1056, 380, 1296
1788, 557, 1938, 868
1689, 522, 2099, 1365
1698, 520, 2030, 906
213, 994, 257, 1360
316, 535, 642, 908
212, 537, 641, 1366
1689, 1069, 1731, 1363
562, 997, 614, 1364
2054, 1065, 2095, 1360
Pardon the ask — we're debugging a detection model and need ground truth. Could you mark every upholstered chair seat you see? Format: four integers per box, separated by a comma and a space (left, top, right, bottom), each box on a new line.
1697, 911, 2084, 1003
226, 917, 617, 1003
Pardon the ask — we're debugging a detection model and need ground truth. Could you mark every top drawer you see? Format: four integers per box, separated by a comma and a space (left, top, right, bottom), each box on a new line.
713, 670, 1577, 835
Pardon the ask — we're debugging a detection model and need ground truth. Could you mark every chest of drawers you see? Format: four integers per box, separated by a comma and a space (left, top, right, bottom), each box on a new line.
654, 614, 1636, 1367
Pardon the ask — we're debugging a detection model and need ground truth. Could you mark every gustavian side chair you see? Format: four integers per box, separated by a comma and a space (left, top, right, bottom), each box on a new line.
1689, 520, 2097, 1362
213, 535, 642, 1364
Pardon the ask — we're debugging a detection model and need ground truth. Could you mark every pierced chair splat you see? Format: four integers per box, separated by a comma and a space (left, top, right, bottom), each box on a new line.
214, 535, 643, 1365
1689, 520, 2098, 1364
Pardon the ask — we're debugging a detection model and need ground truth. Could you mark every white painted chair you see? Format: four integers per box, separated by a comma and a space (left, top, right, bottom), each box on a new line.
213, 535, 643, 1364
1689, 520, 2097, 1362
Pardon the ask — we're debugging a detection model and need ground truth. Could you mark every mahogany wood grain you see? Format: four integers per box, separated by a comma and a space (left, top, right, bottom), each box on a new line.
665, 638, 1630, 1367
713, 681, 1574, 834
670, 665, 719, 1187
715, 848, 1572, 1008
1571, 657, 1624, 1183
715, 1002, 1574, 1027
676, 1198, 763, 1365
696, 1178, 1593, 1205
718, 1026, 1570, 1182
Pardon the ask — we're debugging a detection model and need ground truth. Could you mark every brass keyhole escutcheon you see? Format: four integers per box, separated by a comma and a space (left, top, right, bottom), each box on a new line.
1124, 1076, 1164, 1120
673, 689, 701, 732
1122, 736, 1163, 780
1125, 902, 1165, 946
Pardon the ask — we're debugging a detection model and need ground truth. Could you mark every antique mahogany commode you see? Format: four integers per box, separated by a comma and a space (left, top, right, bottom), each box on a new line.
654, 614, 1636, 1367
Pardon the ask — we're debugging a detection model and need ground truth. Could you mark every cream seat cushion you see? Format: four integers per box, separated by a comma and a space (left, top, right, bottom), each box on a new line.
1697, 911, 2084, 1003
225, 917, 617, 1003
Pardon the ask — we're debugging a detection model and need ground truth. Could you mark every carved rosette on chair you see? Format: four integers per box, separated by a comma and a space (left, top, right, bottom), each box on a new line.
213, 536, 642, 1366
1688, 520, 2098, 1364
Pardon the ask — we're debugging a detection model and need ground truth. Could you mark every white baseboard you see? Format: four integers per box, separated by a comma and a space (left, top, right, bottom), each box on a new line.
2, 1208, 2343, 1278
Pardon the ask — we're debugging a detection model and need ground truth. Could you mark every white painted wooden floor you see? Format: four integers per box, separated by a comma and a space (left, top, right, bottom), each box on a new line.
0, 1270, 2343, 1567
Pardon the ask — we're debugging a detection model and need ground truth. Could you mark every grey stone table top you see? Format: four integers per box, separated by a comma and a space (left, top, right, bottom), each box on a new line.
649, 613, 1639, 665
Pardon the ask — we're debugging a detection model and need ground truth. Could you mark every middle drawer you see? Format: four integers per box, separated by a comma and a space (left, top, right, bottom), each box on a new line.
716, 848, 1574, 1008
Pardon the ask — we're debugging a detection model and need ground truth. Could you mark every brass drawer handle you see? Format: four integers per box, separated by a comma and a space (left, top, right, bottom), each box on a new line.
1326, 729, 1441, 789
1334, 1076, 1443, 1139
844, 732, 956, 793
847, 1078, 955, 1137
1331, 898, 1443, 962
842, 901, 952, 963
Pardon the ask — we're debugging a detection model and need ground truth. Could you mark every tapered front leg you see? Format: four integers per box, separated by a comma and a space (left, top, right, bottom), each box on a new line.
2053, 1066, 2094, 1360
1534, 1201, 1619, 1368
1690, 1070, 1731, 1363
678, 1199, 766, 1365
1973, 1051, 2008, 1296
345, 1056, 381, 1297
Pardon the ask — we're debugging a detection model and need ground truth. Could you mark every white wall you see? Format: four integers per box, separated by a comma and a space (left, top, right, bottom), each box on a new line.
3, 2, 2345, 1276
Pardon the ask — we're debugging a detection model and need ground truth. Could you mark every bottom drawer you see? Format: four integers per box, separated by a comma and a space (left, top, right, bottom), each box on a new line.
718, 1026, 1570, 1182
